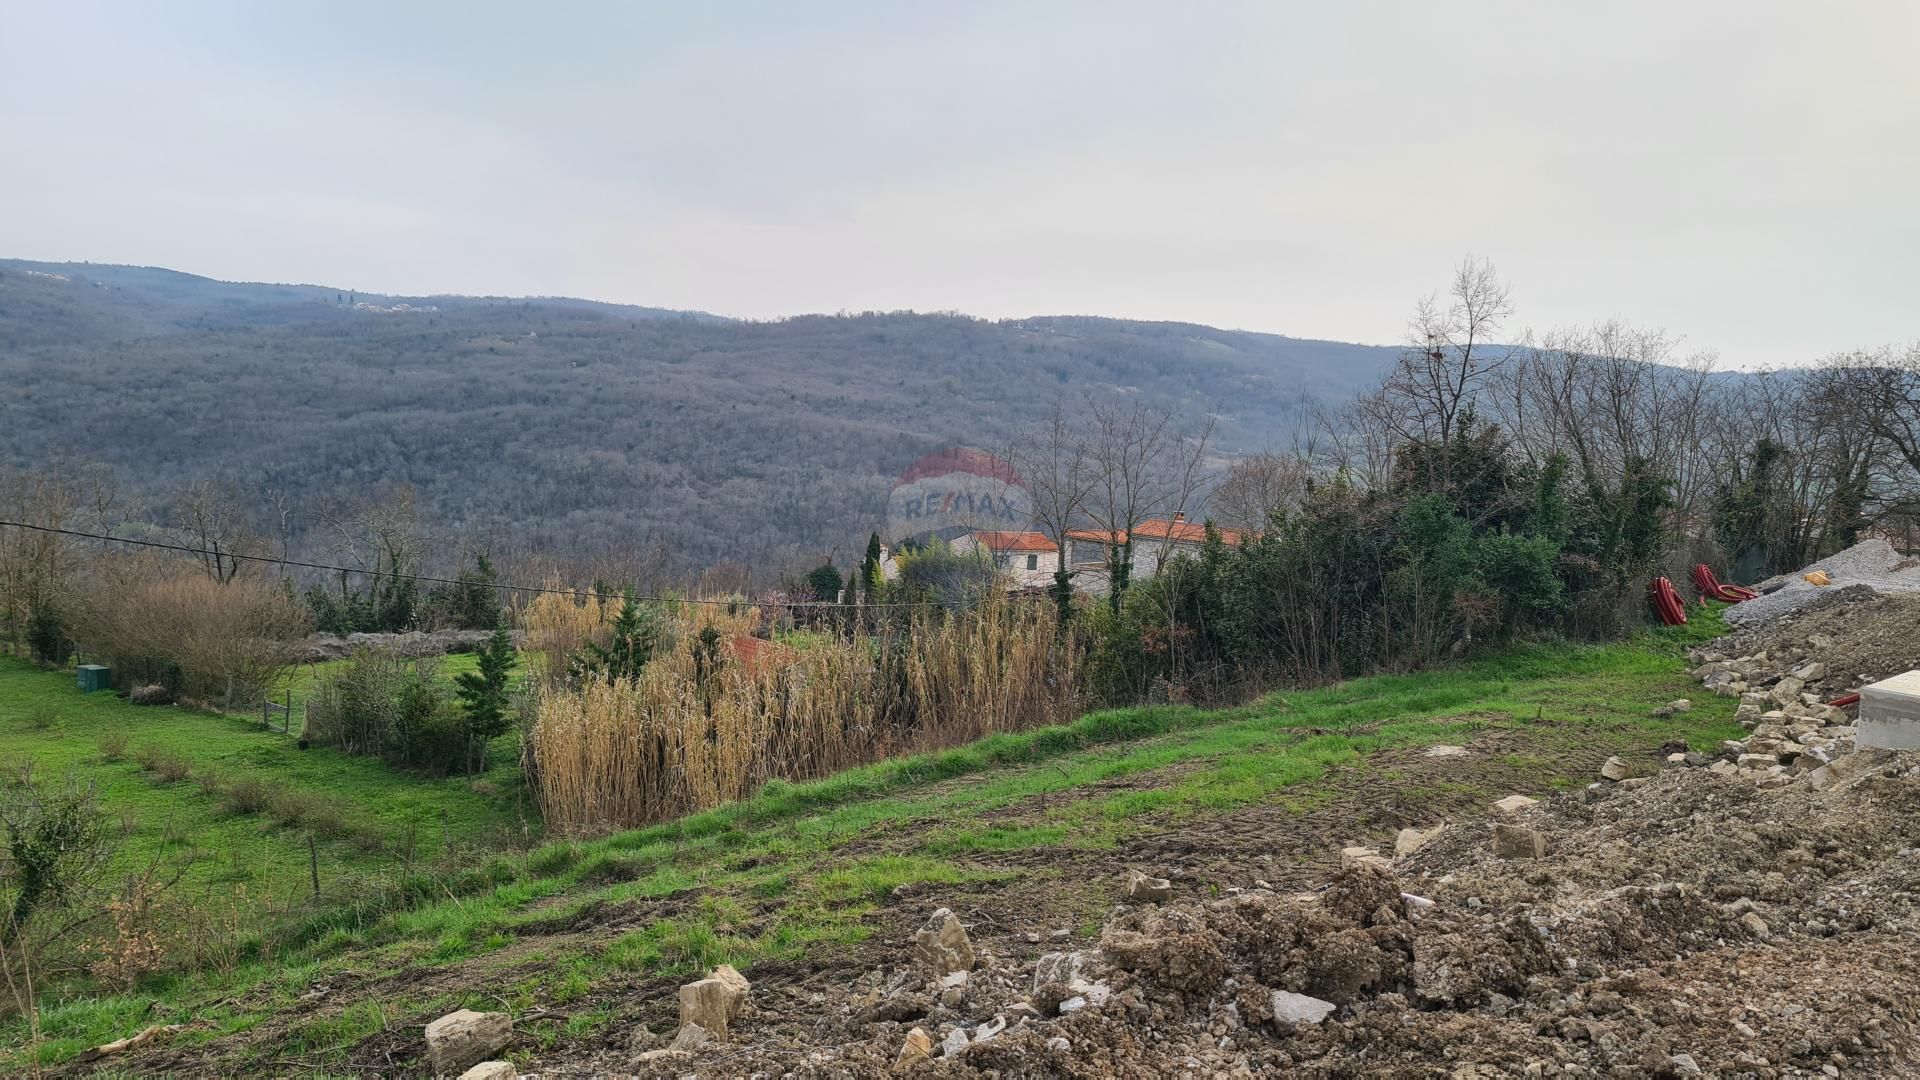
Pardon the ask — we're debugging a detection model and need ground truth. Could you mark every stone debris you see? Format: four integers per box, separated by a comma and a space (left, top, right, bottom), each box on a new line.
1394, 824, 1446, 856
423, 1009, 511, 1077
1491, 823, 1548, 859
913, 907, 975, 975
1269, 990, 1337, 1027
891, 1026, 932, 1070
1124, 869, 1173, 902
677, 963, 750, 1040
1492, 794, 1539, 814
1339, 845, 1392, 871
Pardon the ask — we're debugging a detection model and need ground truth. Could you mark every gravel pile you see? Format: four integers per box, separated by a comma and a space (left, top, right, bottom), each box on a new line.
1722, 539, 1920, 627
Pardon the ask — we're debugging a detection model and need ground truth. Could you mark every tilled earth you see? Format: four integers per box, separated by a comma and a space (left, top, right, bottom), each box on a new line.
612, 757, 1920, 1079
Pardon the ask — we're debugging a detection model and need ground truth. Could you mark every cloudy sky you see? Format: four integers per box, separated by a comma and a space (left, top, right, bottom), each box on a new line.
3, 1, 1915, 367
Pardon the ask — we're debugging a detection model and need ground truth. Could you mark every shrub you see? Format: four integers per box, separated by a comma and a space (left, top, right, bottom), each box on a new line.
25, 705, 58, 731
219, 775, 273, 816
304, 649, 484, 776
74, 574, 309, 708
133, 746, 192, 783
96, 729, 130, 763
128, 683, 173, 706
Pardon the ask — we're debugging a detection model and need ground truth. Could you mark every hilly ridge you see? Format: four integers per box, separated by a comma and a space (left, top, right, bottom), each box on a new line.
0, 259, 1401, 569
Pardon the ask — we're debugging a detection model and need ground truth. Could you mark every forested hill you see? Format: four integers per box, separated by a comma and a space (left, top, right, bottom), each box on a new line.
0, 259, 1400, 568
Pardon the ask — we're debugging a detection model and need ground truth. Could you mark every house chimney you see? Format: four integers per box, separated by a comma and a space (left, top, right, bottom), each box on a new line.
1172, 511, 1185, 524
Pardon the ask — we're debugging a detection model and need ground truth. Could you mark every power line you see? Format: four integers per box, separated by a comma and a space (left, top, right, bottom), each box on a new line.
0, 519, 932, 609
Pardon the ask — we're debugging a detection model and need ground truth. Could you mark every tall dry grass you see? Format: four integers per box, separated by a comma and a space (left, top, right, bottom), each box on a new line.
529, 596, 1078, 832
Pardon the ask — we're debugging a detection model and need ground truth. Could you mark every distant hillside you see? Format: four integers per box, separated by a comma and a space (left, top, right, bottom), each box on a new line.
0, 259, 1401, 568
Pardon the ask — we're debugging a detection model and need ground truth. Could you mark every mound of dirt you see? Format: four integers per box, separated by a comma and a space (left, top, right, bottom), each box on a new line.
598, 758, 1920, 1077
1712, 587, 1920, 697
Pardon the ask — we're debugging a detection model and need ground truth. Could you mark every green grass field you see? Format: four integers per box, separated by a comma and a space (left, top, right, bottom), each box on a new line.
0, 653, 534, 973
1, 613, 1740, 1071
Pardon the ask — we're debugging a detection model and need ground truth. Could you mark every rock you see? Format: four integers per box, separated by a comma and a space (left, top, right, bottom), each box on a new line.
1666, 752, 1688, 764
668, 1022, 712, 1052
1340, 845, 1391, 871
1770, 677, 1805, 706
1600, 756, 1633, 781
940, 1026, 970, 1057
458, 1063, 516, 1080
1270, 990, 1337, 1026
678, 965, 750, 1040
1740, 911, 1771, 936
1045, 1036, 1072, 1052
1492, 823, 1548, 859
1493, 794, 1539, 814
425, 1010, 512, 1077
972, 1015, 1007, 1043
1794, 662, 1827, 682
1667, 698, 1693, 713
636, 1048, 689, 1064
1423, 743, 1469, 758
1006, 1002, 1041, 1021
937, 970, 968, 1007
892, 1027, 933, 1071
1395, 824, 1446, 856
1709, 760, 1739, 776
1125, 869, 1173, 902
914, 908, 976, 975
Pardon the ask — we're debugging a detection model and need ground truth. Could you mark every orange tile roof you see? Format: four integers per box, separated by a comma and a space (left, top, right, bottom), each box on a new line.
1065, 519, 1245, 546
968, 530, 1058, 552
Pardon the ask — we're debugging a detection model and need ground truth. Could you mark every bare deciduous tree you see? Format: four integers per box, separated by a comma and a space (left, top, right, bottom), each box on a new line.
1212, 452, 1308, 534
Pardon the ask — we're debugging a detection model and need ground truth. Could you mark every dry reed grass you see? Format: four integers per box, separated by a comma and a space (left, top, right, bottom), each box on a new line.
529, 596, 1077, 832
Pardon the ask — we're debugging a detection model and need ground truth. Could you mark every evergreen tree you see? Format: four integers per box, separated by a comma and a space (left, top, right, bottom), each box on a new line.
861, 532, 884, 599
458, 553, 499, 629
453, 626, 516, 773
570, 592, 660, 681
805, 563, 844, 603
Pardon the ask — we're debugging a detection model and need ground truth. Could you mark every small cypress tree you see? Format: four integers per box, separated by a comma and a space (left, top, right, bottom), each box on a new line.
453, 625, 517, 774
861, 532, 884, 599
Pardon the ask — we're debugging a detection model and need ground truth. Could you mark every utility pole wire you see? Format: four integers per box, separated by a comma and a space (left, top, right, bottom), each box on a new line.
0, 519, 938, 610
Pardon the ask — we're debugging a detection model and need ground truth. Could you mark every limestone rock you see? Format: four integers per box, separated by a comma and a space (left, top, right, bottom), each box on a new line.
678, 964, 749, 1040
1124, 869, 1173, 902
1600, 756, 1632, 781
1492, 794, 1538, 814
424, 1010, 512, 1077
1340, 845, 1392, 871
1270, 989, 1337, 1026
458, 1063, 516, 1080
668, 1022, 712, 1052
892, 1027, 933, 1071
1492, 823, 1548, 860
940, 1026, 970, 1057
914, 907, 976, 975
1395, 824, 1445, 856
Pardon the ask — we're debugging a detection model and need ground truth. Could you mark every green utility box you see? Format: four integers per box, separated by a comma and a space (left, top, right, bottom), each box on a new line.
76, 664, 111, 693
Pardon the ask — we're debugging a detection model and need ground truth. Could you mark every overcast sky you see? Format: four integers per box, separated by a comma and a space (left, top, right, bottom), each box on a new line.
3, 1, 1915, 367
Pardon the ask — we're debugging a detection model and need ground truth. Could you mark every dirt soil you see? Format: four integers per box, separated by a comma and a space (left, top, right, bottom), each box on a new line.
601, 759, 1920, 1079
1714, 586, 1920, 697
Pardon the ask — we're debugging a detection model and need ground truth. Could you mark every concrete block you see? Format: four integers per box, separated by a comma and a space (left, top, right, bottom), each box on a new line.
1858, 670, 1920, 750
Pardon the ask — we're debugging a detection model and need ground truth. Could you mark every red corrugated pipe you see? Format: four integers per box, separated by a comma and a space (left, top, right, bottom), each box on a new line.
1650, 576, 1688, 625
1692, 564, 1758, 603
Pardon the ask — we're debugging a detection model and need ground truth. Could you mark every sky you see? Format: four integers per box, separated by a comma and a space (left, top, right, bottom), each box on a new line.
2, 1, 1916, 368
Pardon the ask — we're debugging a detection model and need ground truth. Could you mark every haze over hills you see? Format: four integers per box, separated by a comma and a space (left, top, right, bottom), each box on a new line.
0, 259, 1402, 569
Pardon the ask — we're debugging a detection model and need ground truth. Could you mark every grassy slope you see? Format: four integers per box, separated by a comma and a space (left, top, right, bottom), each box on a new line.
0, 655, 533, 971
3, 616, 1738, 1070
